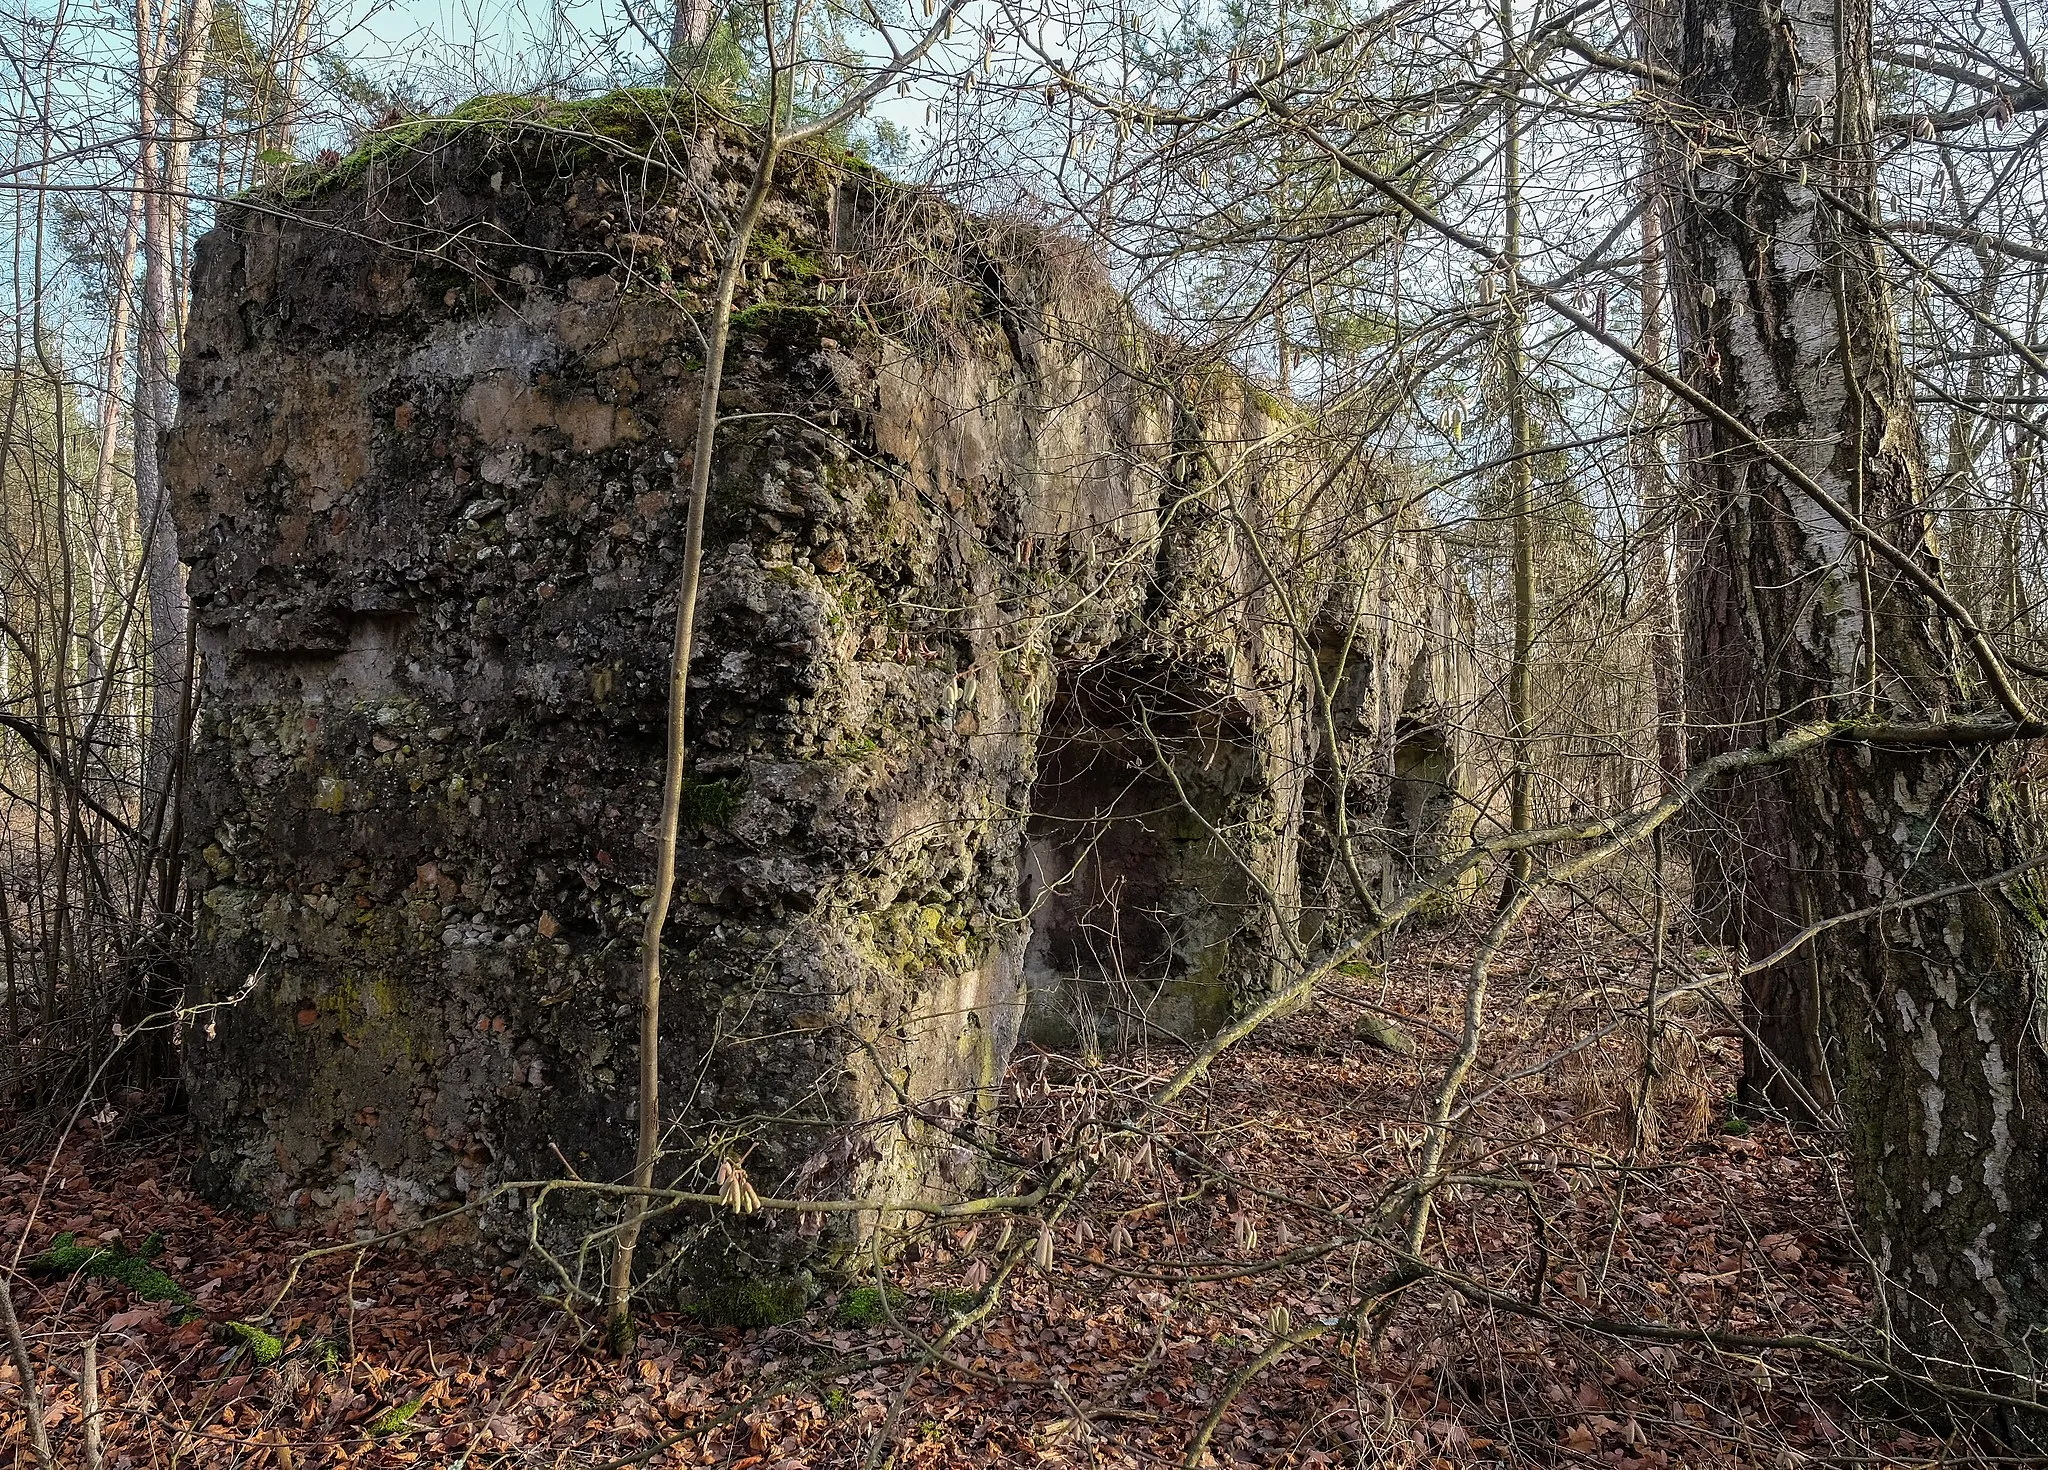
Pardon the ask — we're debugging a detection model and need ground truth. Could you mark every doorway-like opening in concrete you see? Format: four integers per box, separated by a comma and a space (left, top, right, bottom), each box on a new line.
1017, 663, 1268, 1051
1386, 715, 1461, 892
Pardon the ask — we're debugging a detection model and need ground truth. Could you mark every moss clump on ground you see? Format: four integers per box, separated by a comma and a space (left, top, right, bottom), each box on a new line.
693, 1277, 809, 1328
369, 1394, 428, 1434
219, 1320, 285, 1365
26, 1231, 192, 1305
834, 1284, 907, 1327
1405, 888, 1462, 927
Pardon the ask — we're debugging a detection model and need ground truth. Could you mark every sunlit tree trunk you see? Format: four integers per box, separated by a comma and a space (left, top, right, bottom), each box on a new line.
1674, 0, 2048, 1392
670, 0, 714, 58
1498, 0, 1536, 906
133, 0, 212, 800
88, 185, 142, 781
1632, 0, 1684, 796
1635, 198, 1687, 801
274, 0, 318, 156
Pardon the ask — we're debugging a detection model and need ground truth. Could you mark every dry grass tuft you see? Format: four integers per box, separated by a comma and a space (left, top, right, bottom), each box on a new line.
1555, 1016, 1718, 1156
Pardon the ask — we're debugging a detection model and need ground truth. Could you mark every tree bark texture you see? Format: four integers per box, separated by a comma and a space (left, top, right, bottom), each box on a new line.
1499, 0, 1537, 906
135, 0, 212, 800
1628, 6, 1686, 798
669, 0, 714, 59
1668, 1, 1833, 1121
1673, 0, 2048, 1392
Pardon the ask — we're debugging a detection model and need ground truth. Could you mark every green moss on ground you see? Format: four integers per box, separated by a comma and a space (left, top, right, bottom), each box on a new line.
928, 1287, 981, 1316
369, 1394, 428, 1434
1405, 889, 1462, 927
834, 1284, 906, 1327
26, 1231, 192, 1305
1351, 1010, 1417, 1057
219, 1320, 285, 1365
693, 1277, 809, 1328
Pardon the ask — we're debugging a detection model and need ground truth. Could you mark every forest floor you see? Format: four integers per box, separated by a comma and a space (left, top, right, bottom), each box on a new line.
2, 903, 1979, 1467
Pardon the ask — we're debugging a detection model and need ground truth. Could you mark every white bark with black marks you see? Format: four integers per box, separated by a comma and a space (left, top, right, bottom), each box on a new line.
1674, 0, 2048, 1403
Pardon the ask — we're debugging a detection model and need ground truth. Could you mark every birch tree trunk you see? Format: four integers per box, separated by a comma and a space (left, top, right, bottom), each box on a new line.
1673, 0, 2048, 1393
1664, 0, 1831, 1120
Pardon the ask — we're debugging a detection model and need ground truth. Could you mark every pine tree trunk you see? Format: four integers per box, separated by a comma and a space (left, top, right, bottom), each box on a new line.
669, 0, 714, 58
1673, 0, 2048, 1394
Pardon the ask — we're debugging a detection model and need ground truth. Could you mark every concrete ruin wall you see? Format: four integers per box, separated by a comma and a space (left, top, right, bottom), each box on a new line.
167, 94, 1473, 1290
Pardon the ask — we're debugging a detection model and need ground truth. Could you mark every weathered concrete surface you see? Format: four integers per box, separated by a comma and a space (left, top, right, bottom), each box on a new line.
168, 94, 1471, 1290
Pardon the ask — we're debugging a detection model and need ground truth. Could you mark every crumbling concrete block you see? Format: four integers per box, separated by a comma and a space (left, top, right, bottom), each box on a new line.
169, 93, 1472, 1286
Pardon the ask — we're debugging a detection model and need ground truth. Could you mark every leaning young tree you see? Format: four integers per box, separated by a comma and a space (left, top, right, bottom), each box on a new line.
1670, 0, 2048, 1392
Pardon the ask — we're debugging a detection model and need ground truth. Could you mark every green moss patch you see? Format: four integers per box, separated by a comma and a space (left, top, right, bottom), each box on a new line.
693, 1277, 809, 1328
26, 1231, 192, 1305
1352, 1011, 1417, 1056
928, 1286, 981, 1315
369, 1394, 428, 1435
833, 1284, 906, 1327
727, 301, 836, 348
281, 90, 683, 201
218, 1320, 285, 1365
278, 87, 879, 208
679, 775, 745, 828
750, 234, 825, 285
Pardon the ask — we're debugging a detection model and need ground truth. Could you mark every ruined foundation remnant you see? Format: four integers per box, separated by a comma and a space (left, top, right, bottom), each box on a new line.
170, 93, 1472, 1288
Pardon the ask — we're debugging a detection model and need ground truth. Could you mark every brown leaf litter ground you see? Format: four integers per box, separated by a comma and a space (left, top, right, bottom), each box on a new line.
2, 902, 1978, 1466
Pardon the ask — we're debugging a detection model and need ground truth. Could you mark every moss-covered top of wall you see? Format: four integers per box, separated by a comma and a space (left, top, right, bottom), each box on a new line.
272, 89, 879, 207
